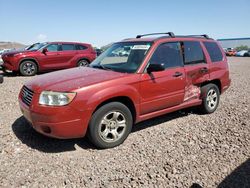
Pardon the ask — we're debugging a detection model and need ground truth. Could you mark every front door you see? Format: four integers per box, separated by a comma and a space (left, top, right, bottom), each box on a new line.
39, 43, 60, 69
140, 42, 185, 115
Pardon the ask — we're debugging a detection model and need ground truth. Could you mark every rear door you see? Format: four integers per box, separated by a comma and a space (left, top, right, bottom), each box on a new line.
202, 41, 229, 90
56, 43, 77, 68
140, 42, 185, 115
182, 41, 209, 87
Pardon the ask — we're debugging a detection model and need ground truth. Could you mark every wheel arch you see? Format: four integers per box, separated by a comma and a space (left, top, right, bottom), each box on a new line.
19, 58, 39, 71
92, 96, 137, 124
77, 58, 90, 64
201, 79, 222, 94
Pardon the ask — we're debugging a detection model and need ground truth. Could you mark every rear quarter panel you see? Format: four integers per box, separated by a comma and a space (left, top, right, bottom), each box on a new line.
201, 41, 231, 93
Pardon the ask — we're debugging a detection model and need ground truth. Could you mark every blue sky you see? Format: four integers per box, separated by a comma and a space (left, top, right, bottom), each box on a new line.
0, 0, 249, 47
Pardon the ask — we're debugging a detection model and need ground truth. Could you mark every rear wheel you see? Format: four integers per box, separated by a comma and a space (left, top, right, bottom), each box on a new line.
87, 102, 133, 149
77, 59, 89, 67
200, 84, 220, 114
20, 61, 38, 76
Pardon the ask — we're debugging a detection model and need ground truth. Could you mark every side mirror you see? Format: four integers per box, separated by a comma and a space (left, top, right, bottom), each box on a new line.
147, 63, 165, 73
0, 75, 3, 84
42, 48, 48, 54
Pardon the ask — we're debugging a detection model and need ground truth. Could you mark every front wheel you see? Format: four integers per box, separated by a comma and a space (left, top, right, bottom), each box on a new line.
87, 102, 133, 149
200, 84, 220, 114
20, 61, 38, 76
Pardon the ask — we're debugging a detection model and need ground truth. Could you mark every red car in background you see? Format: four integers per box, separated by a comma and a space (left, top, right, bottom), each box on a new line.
225, 48, 237, 56
2, 42, 96, 76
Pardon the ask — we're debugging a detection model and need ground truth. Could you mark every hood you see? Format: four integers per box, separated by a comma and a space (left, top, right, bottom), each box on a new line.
3, 50, 35, 56
25, 67, 126, 93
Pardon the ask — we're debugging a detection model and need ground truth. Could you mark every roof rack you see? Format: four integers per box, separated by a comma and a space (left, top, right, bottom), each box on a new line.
183, 34, 210, 39
136, 32, 175, 39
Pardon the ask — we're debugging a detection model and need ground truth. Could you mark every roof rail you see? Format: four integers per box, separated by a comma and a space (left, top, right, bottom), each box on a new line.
184, 34, 210, 39
136, 32, 175, 39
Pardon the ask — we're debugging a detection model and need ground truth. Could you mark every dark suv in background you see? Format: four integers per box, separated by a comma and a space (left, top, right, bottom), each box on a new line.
2, 42, 96, 76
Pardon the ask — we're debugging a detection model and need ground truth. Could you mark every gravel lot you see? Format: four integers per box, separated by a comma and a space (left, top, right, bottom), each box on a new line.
0, 57, 249, 187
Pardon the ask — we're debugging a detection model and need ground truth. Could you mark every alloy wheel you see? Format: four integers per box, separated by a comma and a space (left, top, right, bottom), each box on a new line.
98, 111, 127, 143
206, 89, 218, 110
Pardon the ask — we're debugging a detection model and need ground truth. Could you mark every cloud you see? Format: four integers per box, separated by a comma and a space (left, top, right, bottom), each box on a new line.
37, 34, 47, 42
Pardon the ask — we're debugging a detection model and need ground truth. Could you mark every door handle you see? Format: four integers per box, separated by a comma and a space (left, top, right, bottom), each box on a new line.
200, 67, 208, 73
173, 72, 183, 77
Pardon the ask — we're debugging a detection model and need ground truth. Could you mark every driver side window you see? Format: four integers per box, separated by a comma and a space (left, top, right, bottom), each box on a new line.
149, 42, 183, 69
46, 44, 59, 52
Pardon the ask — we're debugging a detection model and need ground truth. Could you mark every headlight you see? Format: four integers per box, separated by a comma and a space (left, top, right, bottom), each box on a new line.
39, 91, 76, 106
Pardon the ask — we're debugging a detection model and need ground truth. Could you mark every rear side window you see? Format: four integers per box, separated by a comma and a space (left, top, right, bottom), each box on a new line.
62, 44, 75, 51
76, 45, 88, 50
149, 42, 183, 69
183, 41, 204, 64
203, 42, 223, 62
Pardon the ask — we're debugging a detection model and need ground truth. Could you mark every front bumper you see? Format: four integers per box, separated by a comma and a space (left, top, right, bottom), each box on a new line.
1, 56, 19, 71
19, 95, 89, 139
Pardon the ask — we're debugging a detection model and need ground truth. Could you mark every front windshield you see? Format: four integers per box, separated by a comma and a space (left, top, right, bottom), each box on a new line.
27, 43, 47, 51
90, 42, 152, 73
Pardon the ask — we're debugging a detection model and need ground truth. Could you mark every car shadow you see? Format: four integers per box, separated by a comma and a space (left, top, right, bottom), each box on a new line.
0, 71, 19, 77
12, 108, 194, 153
217, 159, 250, 188
189, 159, 250, 188
12, 116, 95, 153
0, 69, 50, 77
131, 108, 193, 133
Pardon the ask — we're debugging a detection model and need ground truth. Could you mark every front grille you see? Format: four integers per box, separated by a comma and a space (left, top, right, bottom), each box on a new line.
21, 86, 34, 107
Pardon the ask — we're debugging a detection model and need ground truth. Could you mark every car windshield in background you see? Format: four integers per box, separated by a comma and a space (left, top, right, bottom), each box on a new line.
27, 43, 47, 51
90, 42, 152, 73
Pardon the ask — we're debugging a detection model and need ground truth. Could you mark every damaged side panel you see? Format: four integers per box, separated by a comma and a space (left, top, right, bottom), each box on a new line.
183, 64, 209, 102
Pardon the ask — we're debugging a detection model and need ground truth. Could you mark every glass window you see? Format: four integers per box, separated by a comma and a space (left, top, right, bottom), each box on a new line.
62, 44, 75, 51
27, 43, 47, 51
90, 42, 152, 73
183, 41, 204, 64
76, 45, 87, 50
46, 44, 59, 52
149, 42, 183, 69
203, 42, 223, 62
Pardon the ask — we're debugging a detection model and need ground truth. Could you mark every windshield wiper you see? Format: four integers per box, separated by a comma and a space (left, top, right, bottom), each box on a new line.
92, 64, 112, 71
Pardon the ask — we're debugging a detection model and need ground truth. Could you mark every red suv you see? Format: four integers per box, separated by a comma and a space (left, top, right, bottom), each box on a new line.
2, 42, 96, 76
18, 33, 231, 148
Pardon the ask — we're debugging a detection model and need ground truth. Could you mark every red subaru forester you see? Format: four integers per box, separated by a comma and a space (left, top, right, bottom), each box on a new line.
19, 33, 231, 148
2, 42, 96, 76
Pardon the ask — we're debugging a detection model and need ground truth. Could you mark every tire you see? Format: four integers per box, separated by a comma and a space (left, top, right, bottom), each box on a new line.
77, 59, 89, 67
244, 53, 250, 57
20, 61, 38, 76
199, 84, 220, 114
87, 102, 133, 149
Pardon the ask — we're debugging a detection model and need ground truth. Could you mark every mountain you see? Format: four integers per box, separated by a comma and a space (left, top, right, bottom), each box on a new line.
0, 42, 26, 50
